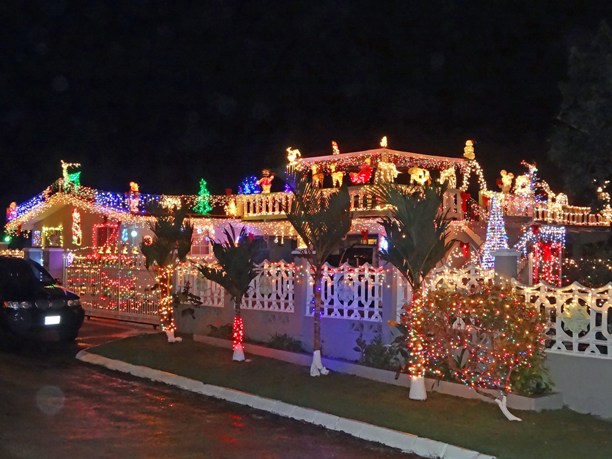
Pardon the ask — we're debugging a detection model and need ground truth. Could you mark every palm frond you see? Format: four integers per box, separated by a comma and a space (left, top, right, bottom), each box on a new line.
140, 199, 194, 270
285, 172, 351, 266
372, 182, 454, 290
196, 225, 257, 302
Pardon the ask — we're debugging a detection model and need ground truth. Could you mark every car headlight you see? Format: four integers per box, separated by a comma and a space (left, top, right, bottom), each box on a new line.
67, 299, 81, 307
3, 301, 34, 309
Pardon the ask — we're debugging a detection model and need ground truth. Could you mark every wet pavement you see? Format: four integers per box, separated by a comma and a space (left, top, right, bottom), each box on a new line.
0, 318, 421, 458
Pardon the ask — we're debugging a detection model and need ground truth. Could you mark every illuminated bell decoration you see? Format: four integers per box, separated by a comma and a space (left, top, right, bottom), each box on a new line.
380, 136, 388, 148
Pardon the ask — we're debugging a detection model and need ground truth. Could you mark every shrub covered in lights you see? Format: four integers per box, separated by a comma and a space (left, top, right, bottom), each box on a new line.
415, 284, 549, 400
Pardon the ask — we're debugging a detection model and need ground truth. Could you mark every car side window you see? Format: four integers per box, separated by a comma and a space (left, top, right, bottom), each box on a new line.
0, 260, 37, 297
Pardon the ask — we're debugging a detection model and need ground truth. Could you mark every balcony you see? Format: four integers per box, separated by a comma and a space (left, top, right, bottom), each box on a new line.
235, 186, 464, 221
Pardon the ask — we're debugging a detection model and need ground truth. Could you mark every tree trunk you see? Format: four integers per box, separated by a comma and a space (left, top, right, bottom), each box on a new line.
159, 267, 182, 343
407, 287, 426, 400
310, 265, 329, 376
232, 297, 245, 361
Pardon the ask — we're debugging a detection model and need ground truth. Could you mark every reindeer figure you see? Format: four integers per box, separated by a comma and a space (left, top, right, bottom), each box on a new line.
311, 164, 325, 188
330, 162, 344, 187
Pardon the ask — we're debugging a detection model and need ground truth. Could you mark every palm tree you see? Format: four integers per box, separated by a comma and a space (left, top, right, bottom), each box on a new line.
140, 201, 194, 343
285, 173, 351, 376
372, 182, 454, 399
197, 225, 257, 361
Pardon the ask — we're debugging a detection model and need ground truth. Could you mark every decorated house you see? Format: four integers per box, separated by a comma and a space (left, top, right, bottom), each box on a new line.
4, 139, 610, 355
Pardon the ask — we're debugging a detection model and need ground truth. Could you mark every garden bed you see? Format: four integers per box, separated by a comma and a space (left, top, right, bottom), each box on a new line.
193, 334, 564, 412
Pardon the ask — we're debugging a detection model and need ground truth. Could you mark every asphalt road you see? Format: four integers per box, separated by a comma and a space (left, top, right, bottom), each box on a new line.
0, 318, 421, 459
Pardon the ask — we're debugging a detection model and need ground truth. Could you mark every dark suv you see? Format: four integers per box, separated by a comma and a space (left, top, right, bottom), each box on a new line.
0, 256, 84, 344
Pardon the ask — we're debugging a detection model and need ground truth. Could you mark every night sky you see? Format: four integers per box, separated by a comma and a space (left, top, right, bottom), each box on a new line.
2, 1, 611, 215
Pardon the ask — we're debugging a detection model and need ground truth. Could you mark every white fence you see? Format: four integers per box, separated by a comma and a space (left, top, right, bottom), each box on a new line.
514, 282, 612, 358
306, 263, 385, 322
242, 261, 295, 312
175, 263, 225, 308
425, 264, 612, 359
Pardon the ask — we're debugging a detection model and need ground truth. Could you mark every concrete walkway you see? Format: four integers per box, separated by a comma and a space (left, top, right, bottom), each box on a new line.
77, 350, 495, 459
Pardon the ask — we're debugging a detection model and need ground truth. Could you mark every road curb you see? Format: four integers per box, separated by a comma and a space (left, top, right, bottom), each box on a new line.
76, 350, 496, 459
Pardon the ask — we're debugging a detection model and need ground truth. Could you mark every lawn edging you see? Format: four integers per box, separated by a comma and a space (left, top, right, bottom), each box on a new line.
194, 334, 563, 412
76, 349, 495, 459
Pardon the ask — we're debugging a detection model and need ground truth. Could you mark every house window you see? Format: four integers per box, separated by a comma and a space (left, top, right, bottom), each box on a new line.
41, 225, 63, 248
190, 228, 212, 257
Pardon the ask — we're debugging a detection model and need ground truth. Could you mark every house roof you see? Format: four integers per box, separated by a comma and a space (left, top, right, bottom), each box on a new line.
296, 147, 469, 171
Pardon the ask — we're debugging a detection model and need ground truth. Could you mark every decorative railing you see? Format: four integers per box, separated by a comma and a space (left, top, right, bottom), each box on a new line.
495, 194, 610, 227
533, 204, 610, 227
423, 263, 612, 359
513, 281, 612, 358
306, 263, 385, 322
175, 263, 225, 308
238, 192, 292, 218
238, 186, 464, 220
242, 261, 295, 312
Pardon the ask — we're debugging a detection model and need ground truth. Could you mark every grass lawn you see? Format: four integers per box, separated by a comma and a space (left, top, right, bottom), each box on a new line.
87, 333, 612, 459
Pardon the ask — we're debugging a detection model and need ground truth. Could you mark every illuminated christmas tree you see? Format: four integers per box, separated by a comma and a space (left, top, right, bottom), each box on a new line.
194, 178, 212, 214
481, 193, 508, 269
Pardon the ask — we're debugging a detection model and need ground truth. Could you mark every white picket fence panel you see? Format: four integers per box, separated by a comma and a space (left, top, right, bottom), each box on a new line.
513, 281, 612, 358
175, 264, 225, 308
242, 261, 295, 312
306, 263, 385, 322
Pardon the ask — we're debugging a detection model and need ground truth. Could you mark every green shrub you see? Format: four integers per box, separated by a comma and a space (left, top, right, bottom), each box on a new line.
207, 323, 233, 339
354, 334, 403, 371
266, 333, 304, 352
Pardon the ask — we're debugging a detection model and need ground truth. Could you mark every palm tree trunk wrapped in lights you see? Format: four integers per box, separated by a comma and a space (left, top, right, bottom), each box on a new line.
285, 172, 351, 376
372, 182, 453, 399
197, 226, 257, 362
140, 201, 194, 343
157, 266, 180, 341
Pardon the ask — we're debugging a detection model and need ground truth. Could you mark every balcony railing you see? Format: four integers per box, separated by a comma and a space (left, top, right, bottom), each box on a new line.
236, 186, 464, 220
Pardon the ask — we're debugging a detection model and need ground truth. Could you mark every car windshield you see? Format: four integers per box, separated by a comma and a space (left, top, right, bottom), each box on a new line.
28, 260, 57, 286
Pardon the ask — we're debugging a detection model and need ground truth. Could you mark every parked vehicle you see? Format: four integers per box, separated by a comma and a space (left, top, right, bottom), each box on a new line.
0, 256, 84, 344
